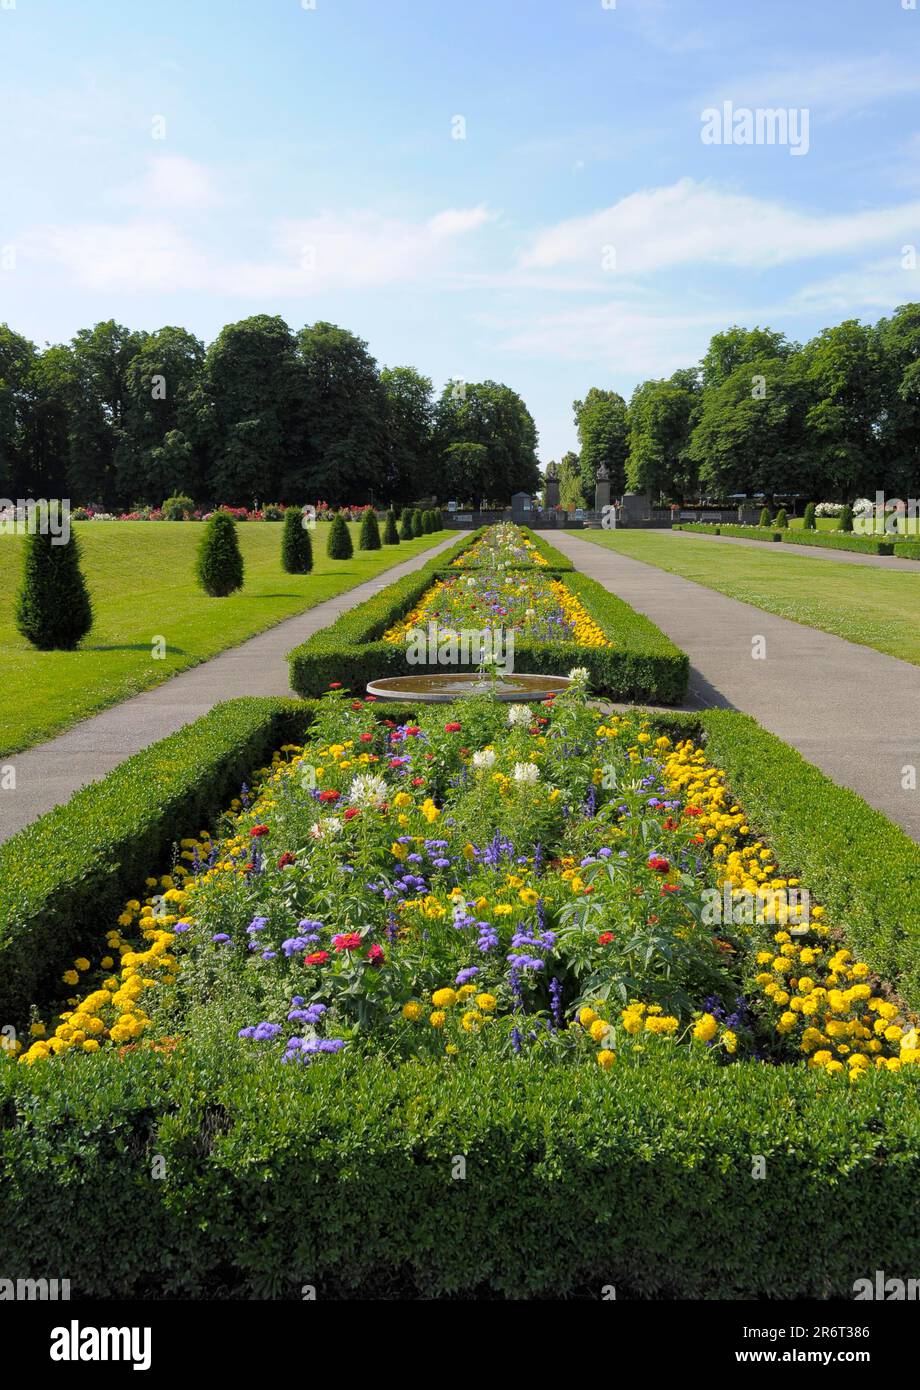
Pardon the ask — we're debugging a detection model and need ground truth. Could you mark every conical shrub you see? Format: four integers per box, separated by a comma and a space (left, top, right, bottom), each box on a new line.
759, 507, 772, 528
803, 502, 816, 530
15, 527, 93, 650
327, 512, 354, 559
359, 509, 381, 550
774, 509, 788, 529
399, 507, 414, 541
196, 511, 244, 596
411, 508, 424, 538
384, 508, 400, 544
281, 507, 313, 574
424, 509, 436, 533
838, 504, 854, 533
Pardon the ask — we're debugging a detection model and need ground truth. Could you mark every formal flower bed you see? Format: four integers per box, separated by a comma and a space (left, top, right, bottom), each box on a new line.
450, 522, 548, 568
383, 572, 610, 648
15, 678, 918, 1080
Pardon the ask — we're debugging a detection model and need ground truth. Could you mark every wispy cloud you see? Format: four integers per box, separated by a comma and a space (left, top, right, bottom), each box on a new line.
701, 54, 920, 120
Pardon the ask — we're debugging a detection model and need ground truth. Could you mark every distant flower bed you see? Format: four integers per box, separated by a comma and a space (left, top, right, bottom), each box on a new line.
15, 681, 917, 1082
71, 503, 381, 523
451, 522, 548, 569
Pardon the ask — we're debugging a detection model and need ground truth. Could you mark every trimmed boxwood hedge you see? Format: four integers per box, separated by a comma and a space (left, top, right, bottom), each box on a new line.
287, 557, 689, 704
0, 1039, 918, 1299
674, 523, 781, 542
785, 529, 895, 556
893, 540, 920, 560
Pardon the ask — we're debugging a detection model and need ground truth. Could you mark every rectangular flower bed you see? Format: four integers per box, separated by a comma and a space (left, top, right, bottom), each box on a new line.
287, 523, 689, 703
3, 683, 920, 1299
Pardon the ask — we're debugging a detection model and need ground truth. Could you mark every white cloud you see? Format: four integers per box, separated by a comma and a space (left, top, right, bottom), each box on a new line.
114, 156, 224, 211
20, 203, 497, 295
703, 55, 920, 120
519, 178, 920, 277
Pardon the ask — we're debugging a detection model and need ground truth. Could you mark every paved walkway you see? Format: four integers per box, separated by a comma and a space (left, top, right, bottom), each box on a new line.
552, 531, 920, 842
672, 528, 920, 570
0, 536, 458, 843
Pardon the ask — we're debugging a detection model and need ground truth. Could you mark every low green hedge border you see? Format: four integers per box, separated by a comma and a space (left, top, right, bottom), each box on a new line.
893, 541, 920, 560
0, 1040, 918, 1300
674, 523, 896, 555
287, 567, 689, 704
674, 523, 781, 542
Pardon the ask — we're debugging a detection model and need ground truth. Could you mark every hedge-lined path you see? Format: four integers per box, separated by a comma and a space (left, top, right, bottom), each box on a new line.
0, 534, 459, 844
551, 530, 920, 843
672, 528, 920, 569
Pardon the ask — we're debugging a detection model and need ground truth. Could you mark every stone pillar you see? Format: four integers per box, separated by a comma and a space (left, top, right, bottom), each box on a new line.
545, 475, 560, 509
594, 475, 611, 515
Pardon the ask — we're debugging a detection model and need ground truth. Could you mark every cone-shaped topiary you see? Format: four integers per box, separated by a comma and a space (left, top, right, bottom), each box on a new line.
359, 508, 381, 550
399, 507, 414, 541
839, 503, 854, 533
759, 507, 772, 528
803, 502, 816, 530
411, 507, 424, 538
384, 508, 400, 544
327, 512, 354, 559
195, 511, 244, 596
281, 507, 313, 574
774, 509, 788, 529
425, 509, 439, 533
15, 526, 93, 650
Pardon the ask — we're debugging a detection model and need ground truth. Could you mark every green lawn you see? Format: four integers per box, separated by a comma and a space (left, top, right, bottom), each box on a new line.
578, 529, 920, 665
786, 515, 920, 535
0, 522, 448, 756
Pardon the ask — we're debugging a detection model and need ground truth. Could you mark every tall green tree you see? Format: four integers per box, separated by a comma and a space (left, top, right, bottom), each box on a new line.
0, 325, 37, 497
118, 326, 206, 504
626, 372, 700, 500
67, 320, 147, 506
296, 322, 386, 504
556, 451, 585, 510
700, 325, 794, 390
874, 303, 920, 495
802, 320, 882, 501
203, 315, 303, 506
572, 388, 628, 498
434, 381, 539, 503
380, 365, 434, 501
15, 528, 93, 649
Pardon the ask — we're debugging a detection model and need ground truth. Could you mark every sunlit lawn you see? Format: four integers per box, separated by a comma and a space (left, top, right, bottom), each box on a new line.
578, 529, 920, 665
0, 521, 447, 756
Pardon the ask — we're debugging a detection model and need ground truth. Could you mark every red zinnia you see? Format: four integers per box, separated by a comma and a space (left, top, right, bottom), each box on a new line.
662, 817, 678, 831
250, 824, 270, 838
598, 931, 615, 945
277, 851, 296, 869
412, 777, 425, 787
445, 722, 462, 733
329, 682, 342, 689
648, 855, 670, 873
318, 790, 340, 803
660, 884, 680, 895
333, 932, 362, 951
351, 701, 364, 711
367, 944, 385, 965
344, 808, 360, 821
304, 951, 330, 966
360, 732, 373, 743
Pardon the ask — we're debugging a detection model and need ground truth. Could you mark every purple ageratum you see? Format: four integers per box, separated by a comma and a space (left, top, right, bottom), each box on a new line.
477, 922, 499, 953
174, 921, 191, 934
456, 966, 479, 985
282, 1037, 346, 1063
287, 1003, 328, 1025
247, 917, 269, 934
238, 1021, 282, 1042
211, 933, 232, 945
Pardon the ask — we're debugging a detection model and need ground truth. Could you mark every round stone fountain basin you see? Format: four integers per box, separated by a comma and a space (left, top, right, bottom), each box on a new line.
365, 673, 574, 703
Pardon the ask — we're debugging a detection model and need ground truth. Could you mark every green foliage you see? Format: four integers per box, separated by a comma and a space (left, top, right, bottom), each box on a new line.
383, 508, 400, 544
411, 507, 424, 538
195, 511, 244, 596
2, 1040, 919, 1299
893, 541, 920, 560
399, 506, 414, 541
758, 506, 772, 528
434, 380, 540, 503
803, 502, 817, 529
14, 528, 93, 650
773, 509, 788, 529
280, 507, 313, 573
326, 513, 354, 560
358, 509, 381, 550
675, 523, 781, 542
0, 698, 308, 1023
162, 494, 195, 520
573, 387, 628, 497
838, 503, 854, 532
791, 528, 892, 555
626, 373, 700, 500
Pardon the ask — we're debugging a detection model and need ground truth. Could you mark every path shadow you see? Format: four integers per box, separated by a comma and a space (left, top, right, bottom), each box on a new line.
687, 668, 737, 711
85, 643, 187, 655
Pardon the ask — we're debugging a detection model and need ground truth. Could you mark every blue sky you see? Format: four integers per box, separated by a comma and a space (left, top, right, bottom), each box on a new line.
2, 0, 920, 461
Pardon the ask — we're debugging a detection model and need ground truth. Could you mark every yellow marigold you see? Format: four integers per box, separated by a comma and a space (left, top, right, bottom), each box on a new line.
475, 993, 497, 1013
693, 1013, 718, 1044
431, 988, 457, 1008
596, 1049, 616, 1070
429, 1011, 447, 1029
402, 1001, 423, 1022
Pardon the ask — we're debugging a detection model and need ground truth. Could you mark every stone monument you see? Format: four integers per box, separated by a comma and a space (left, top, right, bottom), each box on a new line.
544, 461, 560, 510
594, 462, 611, 516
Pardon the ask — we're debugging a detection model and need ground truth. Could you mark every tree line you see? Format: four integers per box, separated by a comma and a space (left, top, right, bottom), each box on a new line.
552, 305, 920, 506
0, 315, 541, 509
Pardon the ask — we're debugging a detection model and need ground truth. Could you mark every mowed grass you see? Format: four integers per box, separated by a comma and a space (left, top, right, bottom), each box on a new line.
578, 529, 920, 665
0, 522, 448, 756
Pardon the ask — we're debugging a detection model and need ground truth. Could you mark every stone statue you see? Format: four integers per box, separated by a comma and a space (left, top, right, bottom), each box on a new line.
597, 462, 609, 481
